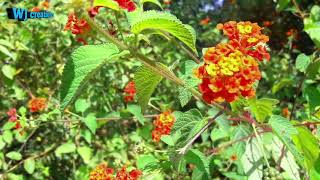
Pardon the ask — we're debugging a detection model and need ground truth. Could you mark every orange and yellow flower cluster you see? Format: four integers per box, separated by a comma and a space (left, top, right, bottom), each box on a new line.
152, 111, 175, 142
195, 21, 270, 103
28, 97, 47, 113
89, 163, 142, 180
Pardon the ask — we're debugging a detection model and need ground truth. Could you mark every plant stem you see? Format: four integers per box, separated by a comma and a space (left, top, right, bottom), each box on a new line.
252, 124, 270, 168
114, 12, 125, 41
178, 110, 223, 155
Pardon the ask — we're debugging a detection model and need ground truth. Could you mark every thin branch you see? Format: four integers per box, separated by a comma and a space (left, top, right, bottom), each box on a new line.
291, 0, 305, 18
178, 110, 224, 155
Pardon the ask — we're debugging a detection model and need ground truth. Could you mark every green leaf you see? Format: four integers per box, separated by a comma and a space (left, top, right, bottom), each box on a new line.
0, 44, 14, 59
160, 135, 174, 146
304, 6, 320, 48
77, 146, 92, 164
141, 0, 162, 9
269, 115, 304, 165
55, 142, 76, 157
75, 99, 90, 113
93, 0, 120, 11
292, 126, 319, 170
134, 65, 163, 112
24, 159, 35, 174
271, 137, 300, 180
272, 78, 293, 94
303, 86, 320, 114
232, 125, 250, 158
277, 0, 290, 11
178, 86, 193, 107
210, 127, 228, 142
241, 138, 264, 180
83, 113, 97, 134
2, 65, 16, 80
0, 136, 5, 150
296, 53, 311, 73
184, 149, 211, 179
6, 151, 22, 160
127, 104, 145, 125
2, 122, 16, 131
248, 98, 279, 123
136, 154, 158, 170
128, 10, 197, 54
3, 130, 13, 144
59, 44, 122, 111
171, 109, 206, 147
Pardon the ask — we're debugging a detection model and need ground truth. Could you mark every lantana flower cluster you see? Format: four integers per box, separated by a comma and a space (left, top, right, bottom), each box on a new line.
65, 0, 136, 44
124, 81, 136, 103
89, 163, 142, 180
152, 111, 175, 142
194, 21, 270, 103
28, 97, 47, 112
7, 108, 21, 130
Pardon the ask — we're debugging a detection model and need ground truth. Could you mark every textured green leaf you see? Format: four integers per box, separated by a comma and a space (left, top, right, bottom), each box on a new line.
296, 53, 311, 73
0, 136, 5, 150
269, 115, 304, 165
2, 65, 16, 80
292, 127, 319, 170
93, 0, 120, 11
171, 109, 206, 147
77, 146, 92, 164
232, 125, 250, 158
141, 0, 162, 9
272, 78, 293, 94
185, 149, 211, 179
248, 98, 279, 122
271, 137, 300, 180
3, 130, 13, 144
128, 10, 197, 54
55, 142, 76, 157
6, 151, 22, 160
60, 44, 122, 111
83, 113, 97, 134
134, 65, 163, 112
241, 138, 264, 180
24, 159, 35, 174
127, 104, 145, 125
277, 0, 290, 11
0, 44, 13, 59
75, 99, 90, 113
136, 154, 158, 170
304, 6, 320, 48
303, 85, 320, 114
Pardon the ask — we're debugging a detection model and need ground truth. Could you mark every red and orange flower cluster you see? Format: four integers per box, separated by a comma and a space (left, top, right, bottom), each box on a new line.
7, 108, 21, 130
194, 21, 270, 103
65, 0, 136, 44
152, 111, 175, 142
124, 81, 136, 103
28, 97, 47, 113
89, 163, 142, 180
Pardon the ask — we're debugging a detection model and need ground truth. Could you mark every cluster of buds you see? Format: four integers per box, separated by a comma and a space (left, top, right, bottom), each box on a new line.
194, 21, 270, 103
89, 163, 142, 180
6, 108, 21, 130
124, 81, 136, 103
152, 111, 175, 142
28, 97, 47, 113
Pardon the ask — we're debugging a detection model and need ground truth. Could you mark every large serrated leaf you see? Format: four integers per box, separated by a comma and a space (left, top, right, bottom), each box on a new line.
292, 126, 320, 170
185, 149, 211, 179
134, 65, 163, 112
304, 5, 320, 48
171, 109, 206, 148
128, 10, 197, 54
248, 97, 279, 123
271, 137, 300, 180
241, 138, 264, 180
59, 44, 122, 111
269, 115, 304, 166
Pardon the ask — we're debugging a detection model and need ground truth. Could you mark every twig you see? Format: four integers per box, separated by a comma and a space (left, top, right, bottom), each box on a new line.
252, 124, 270, 168
291, 0, 305, 18
276, 145, 286, 170
209, 128, 271, 154
2, 144, 57, 175
290, 75, 305, 120
178, 110, 223, 155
